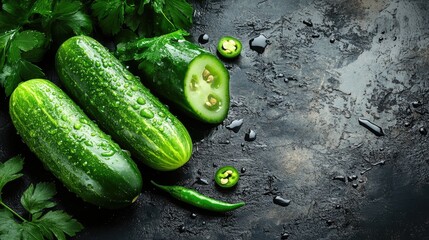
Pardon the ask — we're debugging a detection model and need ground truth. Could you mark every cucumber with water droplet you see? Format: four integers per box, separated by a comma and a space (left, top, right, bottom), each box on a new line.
9, 79, 142, 209
116, 30, 230, 124
55, 36, 193, 171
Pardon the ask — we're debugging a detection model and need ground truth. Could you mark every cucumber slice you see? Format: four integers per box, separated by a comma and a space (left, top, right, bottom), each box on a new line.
185, 54, 230, 123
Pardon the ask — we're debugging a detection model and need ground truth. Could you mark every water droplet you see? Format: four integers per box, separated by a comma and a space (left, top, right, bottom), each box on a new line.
178, 225, 186, 233
84, 140, 93, 147
330, 37, 336, 43
101, 151, 115, 157
131, 85, 139, 91
132, 104, 140, 110
303, 19, 313, 27
281, 232, 290, 239
122, 149, 131, 157
419, 127, 427, 135
190, 213, 197, 219
273, 196, 291, 207
83, 161, 88, 166
249, 34, 268, 53
411, 101, 423, 108
79, 118, 88, 124
226, 119, 243, 133
358, 118, 385, 136
198, 33, 209, 44
74, 123, 82, 130
29, 130, 36, 137
137, 97, 146, 105
241, 167, 246, 173
195, 177, 209, 185
158, 111, 165, 118
245, 129, 257, 141
333, 175, 346, 182
61, 115, 67, 121
140, 109, 154, 119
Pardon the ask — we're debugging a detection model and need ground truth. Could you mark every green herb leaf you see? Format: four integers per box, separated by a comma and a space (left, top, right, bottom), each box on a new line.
0, 60, 45, 96
0, 208, 22, 239
92, 0, 125, 35
13, 30, 46, 52
32, 0, 53, 16
21, 183, 57, 215
0, 155, 24, 194
34, 210, 84, 240
21, 222, 45, 240
52, 0, 92, 35
117, 29, 188, 64
151, 0, 193, 35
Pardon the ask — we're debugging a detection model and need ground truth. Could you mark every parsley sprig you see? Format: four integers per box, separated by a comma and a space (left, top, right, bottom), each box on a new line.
0, 156, 84, 240
0, 0, 92, 96
0, 0, 194, 96
91, 0, 193, 37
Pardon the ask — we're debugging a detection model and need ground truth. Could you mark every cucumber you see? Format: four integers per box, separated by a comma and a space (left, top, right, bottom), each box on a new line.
116, 30, 230, 124
55, 36, 192, 171
9, 79, 142, 209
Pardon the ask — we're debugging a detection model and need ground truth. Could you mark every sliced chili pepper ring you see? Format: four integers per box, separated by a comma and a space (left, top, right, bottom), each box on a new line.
215, 166, 240, 188
217, 36, 242, 59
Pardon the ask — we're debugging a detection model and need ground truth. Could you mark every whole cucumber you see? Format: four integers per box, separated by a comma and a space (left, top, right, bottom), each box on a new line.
55, 36, 193, 171
9, 79, 142, 209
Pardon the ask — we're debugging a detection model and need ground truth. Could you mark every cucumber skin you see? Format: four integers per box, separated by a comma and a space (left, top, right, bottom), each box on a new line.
55, 36, 192, 171
9, 79, 142, 209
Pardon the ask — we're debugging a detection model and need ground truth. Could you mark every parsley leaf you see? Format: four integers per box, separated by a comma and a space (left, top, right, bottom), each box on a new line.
92, 0, 125, 35
151, 0, 193, 35
116, 29, 188, 64
0, 156, 84, 240
91, 0, 193, 38
34, 210, 84, 240
21, 183, 57, 215
51, 0, 93, 42
0, 209, 22, 239
0, 155, 24, 194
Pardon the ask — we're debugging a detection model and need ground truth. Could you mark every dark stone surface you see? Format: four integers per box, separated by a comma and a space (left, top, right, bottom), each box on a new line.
1, 0, 429, 239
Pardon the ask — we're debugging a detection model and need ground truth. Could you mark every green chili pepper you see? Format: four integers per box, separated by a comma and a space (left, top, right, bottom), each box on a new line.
151, 180, 245, 212
217, 36, 242, 58
215, 166, 240, 188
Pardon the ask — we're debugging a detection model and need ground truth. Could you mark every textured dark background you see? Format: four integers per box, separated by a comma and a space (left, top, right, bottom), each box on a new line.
1, 0, 429, 239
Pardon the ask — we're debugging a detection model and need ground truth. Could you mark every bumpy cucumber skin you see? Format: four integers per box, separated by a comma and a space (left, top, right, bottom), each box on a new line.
120, 40, 230, 124
55, 36, 192, 171
9, 79, 142, 209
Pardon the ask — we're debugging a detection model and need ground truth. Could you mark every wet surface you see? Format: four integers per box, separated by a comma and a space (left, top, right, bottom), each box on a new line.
1, 0, 429, 239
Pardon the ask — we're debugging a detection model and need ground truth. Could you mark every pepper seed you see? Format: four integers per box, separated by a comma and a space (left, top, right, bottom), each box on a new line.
220, 178, 229, 185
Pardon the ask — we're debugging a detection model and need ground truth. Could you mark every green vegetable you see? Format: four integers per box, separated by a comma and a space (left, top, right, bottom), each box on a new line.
215, 166, 240, 188
151, 181, 245, 212
116, 30, 231, 124
217, 36, 242, 59
56, 35, 193, 171
0, 156, 84, 240
91, 0, 193, 37
9, 79, 143, 208
0, 0, 93, 96
0, 0, 194, 96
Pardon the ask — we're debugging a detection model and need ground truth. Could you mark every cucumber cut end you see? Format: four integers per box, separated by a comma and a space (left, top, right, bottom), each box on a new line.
184, 54, 230, 124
